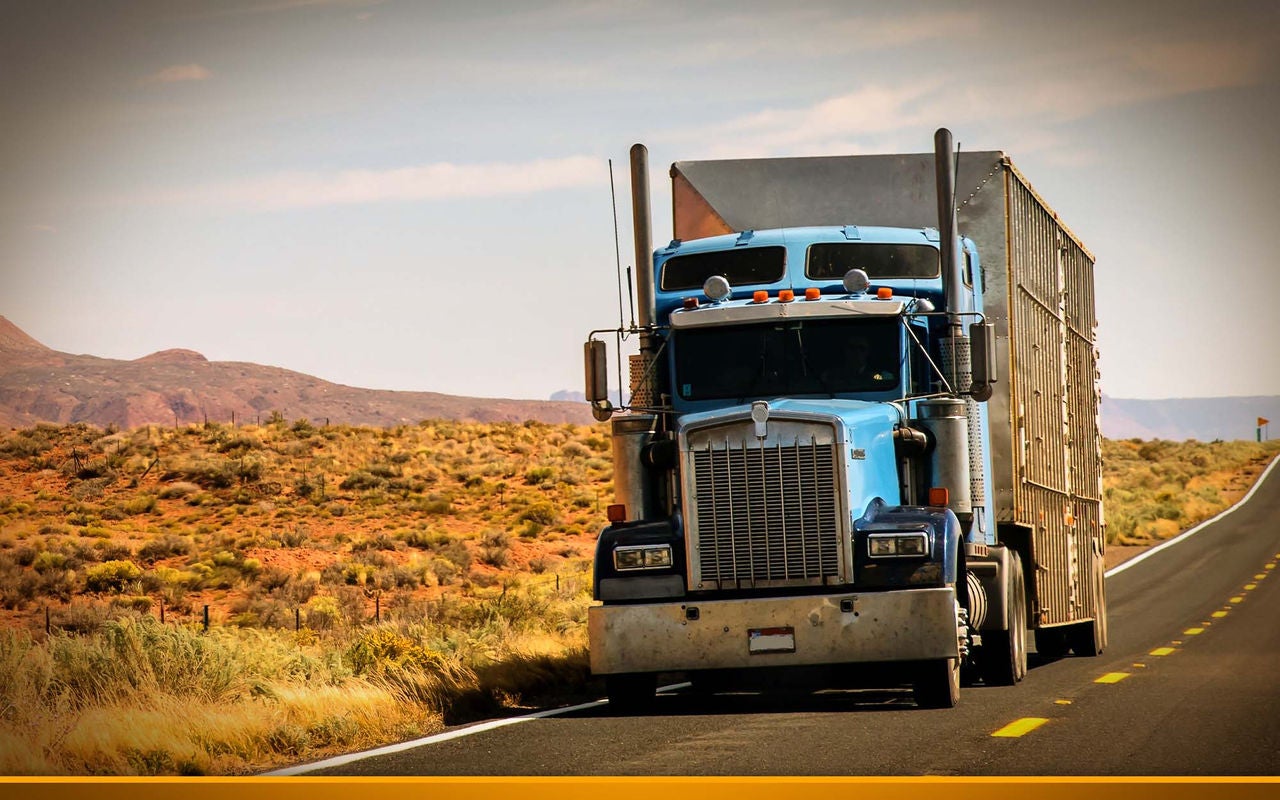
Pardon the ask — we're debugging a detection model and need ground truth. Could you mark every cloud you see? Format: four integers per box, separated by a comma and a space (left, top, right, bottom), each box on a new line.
139, 64, 213, 86
146, 155, 607, 211
660, 25, 1273, 162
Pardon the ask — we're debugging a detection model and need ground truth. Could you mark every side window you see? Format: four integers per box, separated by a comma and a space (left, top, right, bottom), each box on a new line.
909, 323, 931, 394
963, 251, 973, 288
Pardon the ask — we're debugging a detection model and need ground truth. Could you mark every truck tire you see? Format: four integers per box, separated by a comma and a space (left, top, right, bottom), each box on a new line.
913, 657, 960, 708
1068, 558, 1108, 656
978, 550, 1027, 685
605, 673, 656, 712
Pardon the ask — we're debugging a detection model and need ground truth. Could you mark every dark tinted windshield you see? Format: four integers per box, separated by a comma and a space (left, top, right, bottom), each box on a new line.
660, 246, 786, 291
673, 318, 902, 402
806, 243, 939, 280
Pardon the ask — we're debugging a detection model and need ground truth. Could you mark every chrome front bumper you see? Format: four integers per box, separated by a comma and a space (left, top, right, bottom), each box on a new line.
588, 587, 959, 675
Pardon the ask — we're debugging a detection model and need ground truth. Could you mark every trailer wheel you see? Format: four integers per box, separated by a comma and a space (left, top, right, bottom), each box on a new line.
605, 673, 656, 712
913, 657, 960, 708
1068, 557, 1108, 656
978, 550, 1027, 685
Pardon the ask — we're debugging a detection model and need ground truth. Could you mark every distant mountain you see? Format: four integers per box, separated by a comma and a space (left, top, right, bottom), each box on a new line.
1100, 394, 1279, 442
0, 316, 594, 429
550, 388, 624, 407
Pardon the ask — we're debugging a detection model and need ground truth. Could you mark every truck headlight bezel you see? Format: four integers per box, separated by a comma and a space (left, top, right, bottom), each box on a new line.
867, 531, 930, 558
613, 544, 674, 571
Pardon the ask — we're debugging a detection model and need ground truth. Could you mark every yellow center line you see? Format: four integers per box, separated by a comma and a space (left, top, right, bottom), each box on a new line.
1149, 647, 1176, 656
1256, 574, 1267, 580
992, 717, 1049, 738
1267, 563, 1276, 570
1184, 627, 1205, 635
1212, 611, 1229, 618
1095, 672, 1130, 684
1054, 699, 1072, 705
1245, 584, 1257, 590
1230, 596, 1244, 604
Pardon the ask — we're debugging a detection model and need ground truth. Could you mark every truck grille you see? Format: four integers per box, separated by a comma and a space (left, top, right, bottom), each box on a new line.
689, 437, 841, 587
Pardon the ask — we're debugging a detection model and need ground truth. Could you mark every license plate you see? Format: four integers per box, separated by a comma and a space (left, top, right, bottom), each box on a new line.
748, 626, 796, 654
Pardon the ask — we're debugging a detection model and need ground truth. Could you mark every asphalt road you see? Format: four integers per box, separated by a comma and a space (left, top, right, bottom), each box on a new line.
295, 459, 1280, 776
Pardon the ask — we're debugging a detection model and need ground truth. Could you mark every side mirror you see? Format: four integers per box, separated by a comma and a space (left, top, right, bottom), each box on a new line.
584, 340, 614, 421
969, 321, 996, 402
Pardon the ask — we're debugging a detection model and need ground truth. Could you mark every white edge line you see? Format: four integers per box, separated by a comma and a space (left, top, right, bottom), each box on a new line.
263, 682, 691, 776
1105, 454, 1280, 578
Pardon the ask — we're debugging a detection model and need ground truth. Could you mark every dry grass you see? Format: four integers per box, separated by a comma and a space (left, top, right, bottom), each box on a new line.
1102, 438, 1280, 545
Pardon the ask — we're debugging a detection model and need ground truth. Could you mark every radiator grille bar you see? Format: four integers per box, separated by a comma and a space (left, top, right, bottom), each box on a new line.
690, 438, 840, 587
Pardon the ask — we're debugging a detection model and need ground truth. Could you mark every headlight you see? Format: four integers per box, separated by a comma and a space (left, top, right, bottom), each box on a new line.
869, 537, 897, 557
614, 544, 674, 571
867, 532, 929, 558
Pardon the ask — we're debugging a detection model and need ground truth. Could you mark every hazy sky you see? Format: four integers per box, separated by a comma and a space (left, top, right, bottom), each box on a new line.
3, 0, 1279, 401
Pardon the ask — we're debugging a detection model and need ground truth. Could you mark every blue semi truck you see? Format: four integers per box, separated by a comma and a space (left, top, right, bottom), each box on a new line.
583, 129, 1106, 708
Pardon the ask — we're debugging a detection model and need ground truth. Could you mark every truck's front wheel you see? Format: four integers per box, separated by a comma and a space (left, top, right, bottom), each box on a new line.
913, 657, 960, 708
605, 673, 657, 712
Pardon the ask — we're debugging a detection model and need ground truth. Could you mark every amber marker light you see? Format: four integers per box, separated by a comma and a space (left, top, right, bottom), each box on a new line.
752, 290, 769, 303
928, 487, 950, 506
778, 289, 795, 302
606, 504, 627, 523
877, 287, 894, 299
682, 297, 699, 310
805, 287, 821, 300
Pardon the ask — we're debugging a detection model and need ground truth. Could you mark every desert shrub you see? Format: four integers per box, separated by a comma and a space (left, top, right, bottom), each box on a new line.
84, 560, 143, 593
524, 466, 554, 485
32, 551, 67, 573
216, 434, 262, 455
158, 481, 202, 499
140, 567, 201, 593
339, 471, 386, 492
269, 526, 309, 548
0, 430, 52, 458
366, 462, 401, 479
100, 505, 127, 521
518, 502, 558, 527
352, 533, 399, 552
478, 547, 509, 568
124, 494, 158, 515
111, 595, 153, 613
13, 546, 38, 567
398, 528, 445, 550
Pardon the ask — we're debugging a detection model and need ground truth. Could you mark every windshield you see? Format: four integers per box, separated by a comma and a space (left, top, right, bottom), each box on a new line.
673, 318, 903, 402
806, 243, 939, 280
660, 246, 786, 291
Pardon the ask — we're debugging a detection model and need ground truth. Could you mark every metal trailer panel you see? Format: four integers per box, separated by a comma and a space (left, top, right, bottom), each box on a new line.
1003, 166, 1104, 626
669, 151, 1103, 626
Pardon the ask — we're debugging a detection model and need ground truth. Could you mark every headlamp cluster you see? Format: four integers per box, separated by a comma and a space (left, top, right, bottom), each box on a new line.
867, 532, 930, 558
613, 544, 674, 571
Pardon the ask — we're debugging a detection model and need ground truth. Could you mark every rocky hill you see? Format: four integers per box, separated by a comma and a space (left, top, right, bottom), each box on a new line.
0, 316, 594, 429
